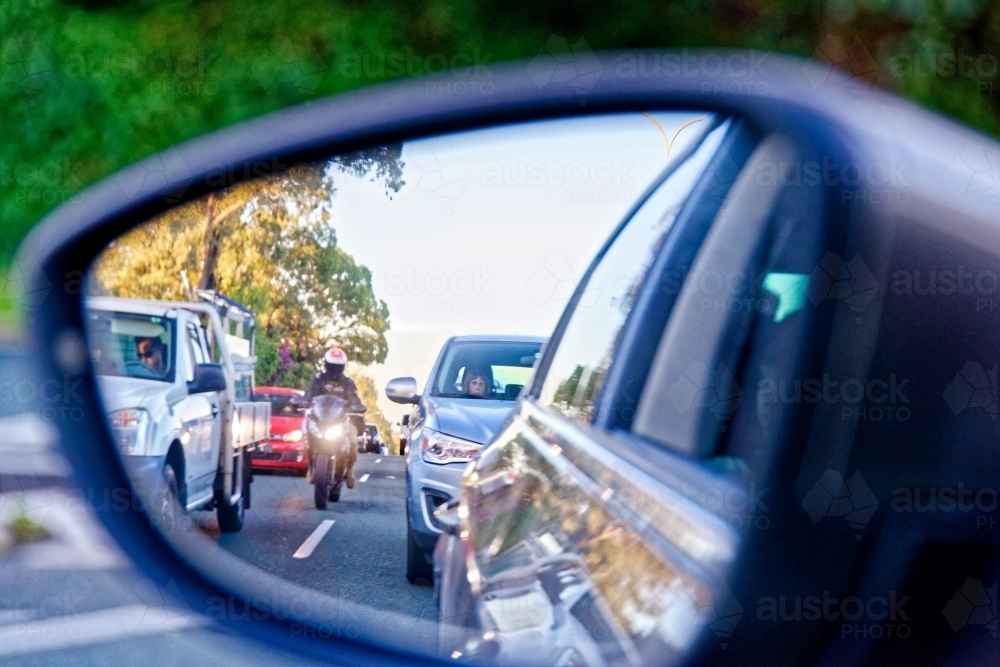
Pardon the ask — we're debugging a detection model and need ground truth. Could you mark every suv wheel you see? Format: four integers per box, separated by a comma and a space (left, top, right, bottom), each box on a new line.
406, 523, 433, 584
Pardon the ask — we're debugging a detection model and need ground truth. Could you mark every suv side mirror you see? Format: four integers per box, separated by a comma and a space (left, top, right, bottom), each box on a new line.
385, 377, 420, 404
188, 363, 227, 394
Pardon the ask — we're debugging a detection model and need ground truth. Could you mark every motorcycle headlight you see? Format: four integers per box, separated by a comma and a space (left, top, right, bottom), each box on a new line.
108, 409, 151, 456
282, 429, 303, 443
324, 425, 343, 440
421, 429, 482, 465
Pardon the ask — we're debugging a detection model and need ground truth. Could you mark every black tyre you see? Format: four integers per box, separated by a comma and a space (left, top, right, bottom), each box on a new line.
215, 487, 245, 533
154, 464, 184, 534
314, 455, 329, 510
406, 522, 433, 584
241, 451, 252, 510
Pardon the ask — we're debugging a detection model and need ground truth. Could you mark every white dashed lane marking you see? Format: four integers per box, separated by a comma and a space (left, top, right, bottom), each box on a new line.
293, 520, 335, 559
359, 474, 370, 483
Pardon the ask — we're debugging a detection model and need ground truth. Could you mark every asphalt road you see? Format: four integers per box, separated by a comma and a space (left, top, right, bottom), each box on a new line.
198, 453, 437, 625
0, 343, 428, 665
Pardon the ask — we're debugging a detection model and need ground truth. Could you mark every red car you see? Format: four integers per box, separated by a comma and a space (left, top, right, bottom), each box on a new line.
252, 386, 308, 475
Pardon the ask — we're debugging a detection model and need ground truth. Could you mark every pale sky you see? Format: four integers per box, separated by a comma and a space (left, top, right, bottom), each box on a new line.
327, 112, 711, 424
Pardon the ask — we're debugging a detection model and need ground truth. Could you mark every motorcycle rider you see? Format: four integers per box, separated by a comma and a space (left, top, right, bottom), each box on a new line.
305, 348, 366, 488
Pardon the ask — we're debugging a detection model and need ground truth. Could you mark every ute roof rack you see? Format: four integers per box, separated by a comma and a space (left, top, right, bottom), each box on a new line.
195, 289, 255, 328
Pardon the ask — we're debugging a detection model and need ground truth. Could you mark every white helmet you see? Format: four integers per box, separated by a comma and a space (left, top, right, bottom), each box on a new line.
324, 347, 347, 366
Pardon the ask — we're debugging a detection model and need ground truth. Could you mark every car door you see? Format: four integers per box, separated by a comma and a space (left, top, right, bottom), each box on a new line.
441, 119, 836, 665
180, 317, 220, 500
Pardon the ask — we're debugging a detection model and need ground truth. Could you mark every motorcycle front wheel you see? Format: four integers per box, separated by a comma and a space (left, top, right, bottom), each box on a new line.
314, 455, 330, 510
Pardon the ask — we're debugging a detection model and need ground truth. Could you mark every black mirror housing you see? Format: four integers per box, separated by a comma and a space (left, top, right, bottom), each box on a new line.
188, 363, 227, 394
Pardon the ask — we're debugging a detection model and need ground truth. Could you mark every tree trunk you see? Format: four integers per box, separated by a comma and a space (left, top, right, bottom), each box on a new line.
197, 194, 220, 291
197, 194, 243, 292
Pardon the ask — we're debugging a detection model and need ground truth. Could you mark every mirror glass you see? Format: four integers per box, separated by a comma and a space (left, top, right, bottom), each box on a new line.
82, 112, 730, 664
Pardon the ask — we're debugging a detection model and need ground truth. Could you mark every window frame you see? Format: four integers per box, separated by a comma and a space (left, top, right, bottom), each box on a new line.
526, 117, 762, 422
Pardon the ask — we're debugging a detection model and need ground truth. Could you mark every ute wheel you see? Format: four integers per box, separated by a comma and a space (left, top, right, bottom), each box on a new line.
241, 451, 252, 510
406, 522, 433, 585
155, 464, 184, 534
215, 486, 245, 533
217, 451, 250, 532
314, 455, 329, 510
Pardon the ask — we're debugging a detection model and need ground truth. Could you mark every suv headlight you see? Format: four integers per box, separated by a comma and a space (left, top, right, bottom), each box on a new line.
282, 429, 303, 443
420, 429, 481, 464
108, 409, 151, 456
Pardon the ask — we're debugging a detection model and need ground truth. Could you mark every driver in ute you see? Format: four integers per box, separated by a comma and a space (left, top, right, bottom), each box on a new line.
304, 348, 366, 488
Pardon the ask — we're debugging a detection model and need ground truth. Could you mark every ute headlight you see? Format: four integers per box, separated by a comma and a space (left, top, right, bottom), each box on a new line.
282, 429, 303, 443
324, 425, 343, 440
108, 409, 151, 456
421, 429, 482, 465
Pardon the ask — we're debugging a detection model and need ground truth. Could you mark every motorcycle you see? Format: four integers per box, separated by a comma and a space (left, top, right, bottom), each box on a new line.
302, 394, 364, 509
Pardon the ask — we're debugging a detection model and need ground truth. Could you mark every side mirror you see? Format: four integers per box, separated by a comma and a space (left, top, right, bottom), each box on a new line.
385, 377, 419, 404
188, 363, 227, 394
433, 498, 461, 536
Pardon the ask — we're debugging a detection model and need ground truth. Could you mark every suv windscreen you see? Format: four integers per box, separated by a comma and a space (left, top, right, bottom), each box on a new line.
431, 341, 543, 400
85, 310, 177, 383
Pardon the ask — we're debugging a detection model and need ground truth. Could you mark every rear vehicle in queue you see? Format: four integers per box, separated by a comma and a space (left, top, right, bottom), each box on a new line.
252, 386, 308, 475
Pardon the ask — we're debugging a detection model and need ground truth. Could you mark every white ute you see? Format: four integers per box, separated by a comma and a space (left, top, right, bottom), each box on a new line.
84, 291, 270, 532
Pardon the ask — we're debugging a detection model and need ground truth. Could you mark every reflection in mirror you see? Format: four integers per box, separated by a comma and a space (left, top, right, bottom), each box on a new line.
83, 111, 740, 665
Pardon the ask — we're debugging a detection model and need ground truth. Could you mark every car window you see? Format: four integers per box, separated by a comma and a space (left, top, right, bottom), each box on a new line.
536, 121, 730, 423
187, 323, 206, 363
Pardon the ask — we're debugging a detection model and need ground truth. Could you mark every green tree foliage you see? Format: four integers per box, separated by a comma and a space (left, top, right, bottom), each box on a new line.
4, 0, 1000, 262
92, 155, 401, 385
